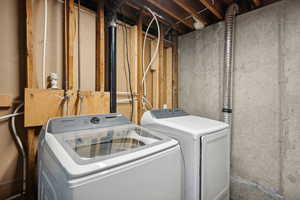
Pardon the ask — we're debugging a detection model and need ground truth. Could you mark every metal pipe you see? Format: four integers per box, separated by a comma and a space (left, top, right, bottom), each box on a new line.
222, 4, 239, 128
108, 22, 117, 113
106, 0, 126, 113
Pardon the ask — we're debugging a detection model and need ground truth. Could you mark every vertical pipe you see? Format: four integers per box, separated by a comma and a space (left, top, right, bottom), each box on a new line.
222, 4, 239, 128
108, 20, 117, 113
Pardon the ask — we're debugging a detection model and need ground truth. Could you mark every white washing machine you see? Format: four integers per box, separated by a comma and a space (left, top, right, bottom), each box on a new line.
38, 113, 183, 200
141, 109, 230, 200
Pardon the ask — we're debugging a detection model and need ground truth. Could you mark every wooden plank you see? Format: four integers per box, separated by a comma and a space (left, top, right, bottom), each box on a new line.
172, 0, 208, 25
26, 0, 35, 88
146, 0, 194, 29
159, 25, 165, 108
165, 48, 173, 108
24, 89, 110, 127
137, 11, 144, 122
172, 35, 179, 108
0, 94, 13, 107
25, 0, 37, 198
151, 39, 160, 109
126, 1, 181, 33
195, 0, 224, 20
67, 0, 75, 90
96, 1, 105, 91
131, 25, 139, 123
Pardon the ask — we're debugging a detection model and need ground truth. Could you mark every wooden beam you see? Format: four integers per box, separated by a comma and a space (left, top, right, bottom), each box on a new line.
137, 11, 144, 122
159, 25, 165, 108
26, 0, 38, 198
172, 0, 208, 26
26, 0, 35, 88
252, 0, 262, 7
146, 0, 194, 29
96, 1, 105, 91
172, 34, 179, 108
67, 0, 75, 90
196, 0, 224, 20
126, 1, 181, 33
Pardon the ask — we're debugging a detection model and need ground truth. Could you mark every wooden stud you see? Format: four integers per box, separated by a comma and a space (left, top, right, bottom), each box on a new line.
126, 1, 181, 33
172, 0, 208, 26
151, 39, 160, 109
146, 0, 194, 29
159, 25, 165, 108
26, 0, 35, 88
26, 0, 37, 198
137, 11, 144, 122
196, 0, 224, 20
96, 1, 105, 92
165, 48, 173, 108
172, 34, 179, 108
67, 0, 75, 90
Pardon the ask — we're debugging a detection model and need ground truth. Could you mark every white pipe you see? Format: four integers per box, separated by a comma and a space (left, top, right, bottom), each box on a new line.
141, 7, 160, 110
0, 112, 23, 121
42, 0, 48, 89
11, 103, 26, 198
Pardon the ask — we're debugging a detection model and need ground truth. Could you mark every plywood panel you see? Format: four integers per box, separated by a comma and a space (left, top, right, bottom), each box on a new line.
0, 94, 13, 107
25, 88, 109, 127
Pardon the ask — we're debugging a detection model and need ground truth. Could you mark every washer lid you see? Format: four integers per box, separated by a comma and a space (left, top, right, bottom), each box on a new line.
155, 115, 228, 138
44, 124, 178, 178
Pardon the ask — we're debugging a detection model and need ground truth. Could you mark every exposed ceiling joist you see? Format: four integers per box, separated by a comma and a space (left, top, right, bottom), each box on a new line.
146, 0, 195, 29
252, 0, 262, 7
196, 0, 223, 19
172, 0, 208, 26
126, 1, 181, 33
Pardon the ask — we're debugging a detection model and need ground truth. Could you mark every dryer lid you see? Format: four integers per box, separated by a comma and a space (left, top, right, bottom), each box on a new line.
155, 115, 228, 137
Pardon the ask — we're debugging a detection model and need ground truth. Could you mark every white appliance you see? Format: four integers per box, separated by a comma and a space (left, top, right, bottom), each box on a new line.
141, 109, 230, 200
38, 113, 183, 200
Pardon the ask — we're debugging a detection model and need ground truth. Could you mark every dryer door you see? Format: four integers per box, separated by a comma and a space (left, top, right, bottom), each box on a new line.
201, 129, 230, 200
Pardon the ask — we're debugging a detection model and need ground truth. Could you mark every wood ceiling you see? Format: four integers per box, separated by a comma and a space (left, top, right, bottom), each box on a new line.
85, 0, 282, 35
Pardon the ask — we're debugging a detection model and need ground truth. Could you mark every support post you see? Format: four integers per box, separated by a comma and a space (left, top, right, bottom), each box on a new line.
96, 1, 105, 92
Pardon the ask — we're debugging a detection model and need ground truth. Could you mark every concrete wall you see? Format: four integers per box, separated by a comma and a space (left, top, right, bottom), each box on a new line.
178, 1, 300, 199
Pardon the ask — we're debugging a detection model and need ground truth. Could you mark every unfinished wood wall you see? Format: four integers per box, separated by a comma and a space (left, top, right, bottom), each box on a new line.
116, 23, 176, 123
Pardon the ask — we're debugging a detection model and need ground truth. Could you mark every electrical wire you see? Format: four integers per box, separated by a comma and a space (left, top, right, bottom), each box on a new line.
120, 7, 134, 121
11, 103, 26, 198
42, 0, 48, 89
142, 7, 160, 110
122, 24, 134, 121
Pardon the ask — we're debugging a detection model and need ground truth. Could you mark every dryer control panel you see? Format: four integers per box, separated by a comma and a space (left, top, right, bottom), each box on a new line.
150, 109, 189, 119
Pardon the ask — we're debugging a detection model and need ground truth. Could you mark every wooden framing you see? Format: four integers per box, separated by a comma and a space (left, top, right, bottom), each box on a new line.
26, 0, 37, 198
126, 1, 181, 33
196, 0, 223, 20
67, 0, 75, 90
146, 0, 194, 29
172, 34, 179, 108
159, 25, 165, 108
96, 1, 105, 91
137, 11, 144, 122
172, 0, 208, 26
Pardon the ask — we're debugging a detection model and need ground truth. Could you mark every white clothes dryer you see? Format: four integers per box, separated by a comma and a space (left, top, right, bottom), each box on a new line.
141, 109, 230, 200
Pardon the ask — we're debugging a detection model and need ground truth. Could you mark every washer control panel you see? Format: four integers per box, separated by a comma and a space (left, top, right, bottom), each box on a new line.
47, 113, 130, 134
150, 109, 189, 119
